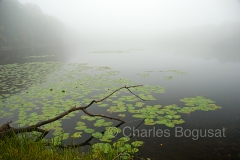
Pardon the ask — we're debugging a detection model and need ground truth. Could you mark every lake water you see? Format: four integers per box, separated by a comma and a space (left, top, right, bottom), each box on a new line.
69, 50, 240, 159
1, 48, 240, 159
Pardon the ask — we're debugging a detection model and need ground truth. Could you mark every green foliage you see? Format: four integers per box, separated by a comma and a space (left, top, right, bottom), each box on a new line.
0, 61, 222, 159
92, 132, 103, 138
130, 96, 221, 126
0, 133, 81, 160
179, 96, 221, 112
0, 62, 221, 132
92, 137, 144, 159
94, 119, 113, 127
71, 132, 82, 138
0, 133, 140, 160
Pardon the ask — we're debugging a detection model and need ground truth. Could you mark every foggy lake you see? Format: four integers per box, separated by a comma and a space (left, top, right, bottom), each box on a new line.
1, 0, 240, 159
1, 47, 240, 159
69, 48, 240, 159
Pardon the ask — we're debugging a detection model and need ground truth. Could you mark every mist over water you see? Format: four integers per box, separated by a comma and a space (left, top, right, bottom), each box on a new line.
18, 0, 240, 63
2, 0, 240, 159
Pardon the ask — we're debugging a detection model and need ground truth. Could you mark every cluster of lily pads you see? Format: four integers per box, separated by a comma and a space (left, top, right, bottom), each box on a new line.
0, 61, 222, 157
136, 69, 187, 80
166, 70, 187, 75
128, 96, 221, 128
90, 50, 129, 54
23, 55, 55, 58
0, 62, 62, 95
91, 136, 143, 159
0, 62, 161, 135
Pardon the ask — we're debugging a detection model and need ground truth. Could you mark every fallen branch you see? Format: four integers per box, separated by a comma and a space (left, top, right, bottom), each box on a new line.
0, 85, 148, 141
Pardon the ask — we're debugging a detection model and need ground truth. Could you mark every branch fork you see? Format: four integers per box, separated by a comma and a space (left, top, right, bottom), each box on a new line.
0, 85, 148, 141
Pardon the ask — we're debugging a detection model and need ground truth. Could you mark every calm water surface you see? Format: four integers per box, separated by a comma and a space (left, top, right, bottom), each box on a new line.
1, 49, 240, 159
68, 50, 240, 159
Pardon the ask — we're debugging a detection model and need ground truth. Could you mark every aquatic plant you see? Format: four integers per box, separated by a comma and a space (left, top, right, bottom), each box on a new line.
0, 62, 222, 159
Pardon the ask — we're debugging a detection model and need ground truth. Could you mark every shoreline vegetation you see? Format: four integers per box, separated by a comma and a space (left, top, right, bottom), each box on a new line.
0, 133, 140, 160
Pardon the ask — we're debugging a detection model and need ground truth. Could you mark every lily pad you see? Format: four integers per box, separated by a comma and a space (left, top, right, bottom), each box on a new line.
131, 141, 144, 147
84, 128, 95, 133
118, 114, 126, 117
165, 122, 175, 128
144, 118, 155, 125
172, 119, 185, 124
118, 137, 130, 142
75, 125, 87, 130
155, 119, 169, 125
92, 143, 112, 153
71, 132, 82, 138
92, 132, 103, 138
172, 115, 181, 119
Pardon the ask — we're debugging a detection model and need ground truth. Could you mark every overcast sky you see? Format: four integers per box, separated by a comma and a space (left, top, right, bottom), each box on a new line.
18, 0, 240, 34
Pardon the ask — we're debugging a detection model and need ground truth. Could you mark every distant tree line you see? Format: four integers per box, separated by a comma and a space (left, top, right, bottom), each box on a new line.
0, 0, 66, 49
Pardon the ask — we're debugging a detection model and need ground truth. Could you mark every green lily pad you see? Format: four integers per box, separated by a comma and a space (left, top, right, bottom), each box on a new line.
165, 122, 175, 128
153, 104, 162, 108
92, 132, 103, 138
131, 141, 144, 147
93, 119, 113, 127
81, 115, 89, 120
132, 114, 148, 118
178, 107, 196, 114
164, 115, 173, 119
92, 143, 112, 153
172, 119, 185, 124
84, 128, 95, 133
129, 109, 140, 113
86, 116, 96, 121
61, 133, 70, 140
71, 132, 82, 138
135, 102, 144, 107
75, 125, 87, 130
105, 127, 121, 135
155, 119, 169, 124
157, 110, 165, 114
77, 121, 86, 125
102, 122, 113, 127
113, 141, 125, 148
96, 119, 105, 123
118, 114, 126, 117
118, 137, 130, 142
144, 118, 155, 125
172, 115, 181, 119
